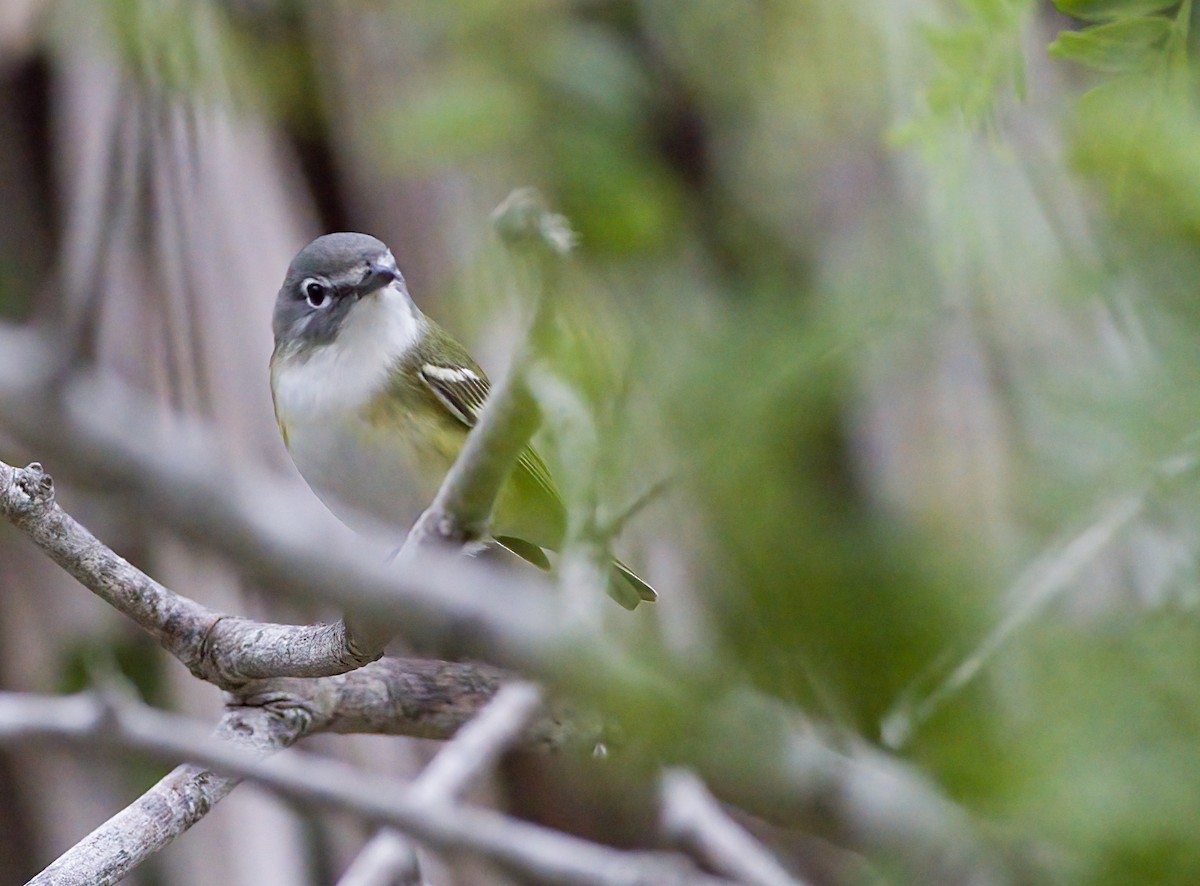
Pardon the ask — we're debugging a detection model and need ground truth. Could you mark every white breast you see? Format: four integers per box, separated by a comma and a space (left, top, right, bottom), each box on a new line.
273, 284, 430, 531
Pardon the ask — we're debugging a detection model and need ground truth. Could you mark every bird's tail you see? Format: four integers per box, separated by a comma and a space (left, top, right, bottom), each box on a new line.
497, 536, 656, 610
608, 558, 658, 610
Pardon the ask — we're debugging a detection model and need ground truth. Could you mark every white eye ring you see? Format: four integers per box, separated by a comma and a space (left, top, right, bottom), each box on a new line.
302, 278, 331, 309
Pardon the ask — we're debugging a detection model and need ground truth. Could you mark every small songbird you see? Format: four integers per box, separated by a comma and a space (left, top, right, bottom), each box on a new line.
270, 232, 656, 609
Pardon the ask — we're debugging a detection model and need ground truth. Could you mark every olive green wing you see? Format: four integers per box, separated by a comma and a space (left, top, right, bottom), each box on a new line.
413, 326, 563, 569
414, 323, 656, 608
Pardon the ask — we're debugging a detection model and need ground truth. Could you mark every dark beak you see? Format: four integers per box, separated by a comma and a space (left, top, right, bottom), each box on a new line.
355, 261, 400, 297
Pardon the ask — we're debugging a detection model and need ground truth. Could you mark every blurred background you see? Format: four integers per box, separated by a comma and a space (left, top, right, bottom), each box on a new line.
4, 0, 1200, 883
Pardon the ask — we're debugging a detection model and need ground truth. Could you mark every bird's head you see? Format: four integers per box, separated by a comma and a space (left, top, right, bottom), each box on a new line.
272, 232, 413, 353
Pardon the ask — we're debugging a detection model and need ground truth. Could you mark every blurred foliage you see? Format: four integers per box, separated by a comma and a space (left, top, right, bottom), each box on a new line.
899, 0, 1032, 145
54, 634, 178, 811
55, 633, 167, 707
19, 0, 1200, 881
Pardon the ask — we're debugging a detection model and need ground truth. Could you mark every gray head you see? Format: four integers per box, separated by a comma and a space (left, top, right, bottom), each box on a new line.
273, 232, 408, 349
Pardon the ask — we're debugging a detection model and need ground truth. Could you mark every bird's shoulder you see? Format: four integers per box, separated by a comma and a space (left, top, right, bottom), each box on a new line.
399, 322, 492, 426
389, 322, 563, 508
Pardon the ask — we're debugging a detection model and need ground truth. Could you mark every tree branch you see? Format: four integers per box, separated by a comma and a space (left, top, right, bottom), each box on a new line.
0, 459, 216, 669
0, 452, 573, 882
0, 457, 379, 687
14, 700, 309, 886
337, 682, 543, 886
0, 691, 734, 886
6, 658, 570, 885
661, 768, 809, 886
0, 451, 579, 743
255, 657, 585, 749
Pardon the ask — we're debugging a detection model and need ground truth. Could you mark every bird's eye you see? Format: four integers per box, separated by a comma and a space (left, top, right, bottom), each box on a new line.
302, 279, 330, 309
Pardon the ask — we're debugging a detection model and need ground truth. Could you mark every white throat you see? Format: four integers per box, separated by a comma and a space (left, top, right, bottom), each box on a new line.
273, 282, 423, 420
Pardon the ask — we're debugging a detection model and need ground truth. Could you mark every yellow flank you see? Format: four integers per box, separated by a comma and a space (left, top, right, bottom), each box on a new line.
358, 374, 565, 550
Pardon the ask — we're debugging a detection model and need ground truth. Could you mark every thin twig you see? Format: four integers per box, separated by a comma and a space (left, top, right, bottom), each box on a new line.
394, 190, 572, 578
598, 474, 673, 539
337, 682, 543, 886
411, 681, 543, 797
404, 188, 573, 554
661, 768, 810, 886
882, 492, 1144, 749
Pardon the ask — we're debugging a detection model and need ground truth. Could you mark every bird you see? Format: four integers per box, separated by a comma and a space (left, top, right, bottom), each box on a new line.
270, 232, 656, 609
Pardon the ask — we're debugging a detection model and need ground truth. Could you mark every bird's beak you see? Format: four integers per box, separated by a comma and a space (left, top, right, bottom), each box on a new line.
355, 262, 400, 298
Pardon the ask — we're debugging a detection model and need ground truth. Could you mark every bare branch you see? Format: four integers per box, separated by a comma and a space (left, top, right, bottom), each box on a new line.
337, 682, 543, 886
299, 657, 512, 738
266, 658, 584, 749
661, 768, 810, 886
32, 762, 240, 886
204, 618, 379, 683
11, 699, 309, 886
0, 691, 734, 886
411, 680, 543, 796
0, 458, 379, 688
0, 457, 214, 660
0, 452, 581, 743
6, 660, 564, 884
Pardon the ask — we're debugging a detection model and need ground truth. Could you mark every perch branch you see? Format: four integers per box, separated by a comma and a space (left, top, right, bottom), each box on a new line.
0, 458, 379, 687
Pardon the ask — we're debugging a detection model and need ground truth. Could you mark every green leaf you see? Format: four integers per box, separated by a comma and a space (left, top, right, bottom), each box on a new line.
1054, 0, 1181, 21
1050, 15, 1173, 72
